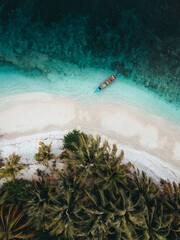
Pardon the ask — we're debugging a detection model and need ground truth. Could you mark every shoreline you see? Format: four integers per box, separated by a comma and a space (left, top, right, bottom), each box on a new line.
0, 92, 180, 182
0, 130, 180, 184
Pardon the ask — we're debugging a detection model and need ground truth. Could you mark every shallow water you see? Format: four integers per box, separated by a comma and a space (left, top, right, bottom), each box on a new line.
0, 1, 179, 125
0, 62, 180, 126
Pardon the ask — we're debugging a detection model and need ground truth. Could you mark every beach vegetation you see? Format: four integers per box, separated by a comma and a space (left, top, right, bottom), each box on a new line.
34, 141, 56, 167
160, 180, 180, 239
128, 169, 160, 205
26, 177, 54, 233
62, 129, 88, 152
0, 191, 8, 206
0, 179, 32, 205
36, 168, 44, 177
0, 132, 179, 239
160, 180, 180, 214
46, 180, 84, 238
0, 204, 36, 239
136, 203, 173, 240
0, 153, 28, 182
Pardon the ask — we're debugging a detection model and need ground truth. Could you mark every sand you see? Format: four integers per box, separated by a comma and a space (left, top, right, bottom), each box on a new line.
0, 92, 180, 183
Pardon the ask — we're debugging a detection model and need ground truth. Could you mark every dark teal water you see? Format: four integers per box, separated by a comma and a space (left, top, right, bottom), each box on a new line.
0, 0, 179, 123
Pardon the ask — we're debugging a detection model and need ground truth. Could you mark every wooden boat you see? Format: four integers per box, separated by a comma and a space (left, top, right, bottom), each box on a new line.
94, 74, 117, 93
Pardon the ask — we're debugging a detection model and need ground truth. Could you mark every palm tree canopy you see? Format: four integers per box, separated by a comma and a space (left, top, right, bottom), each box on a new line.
0, 153, 28, 182
0, 204, 36, 239
34, 142, 56, 167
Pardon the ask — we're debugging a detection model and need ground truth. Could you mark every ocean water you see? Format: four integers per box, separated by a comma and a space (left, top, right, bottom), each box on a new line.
0, 0, 179, 124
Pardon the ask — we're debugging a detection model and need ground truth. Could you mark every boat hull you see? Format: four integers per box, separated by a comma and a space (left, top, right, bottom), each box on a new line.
94, 74, 117, 93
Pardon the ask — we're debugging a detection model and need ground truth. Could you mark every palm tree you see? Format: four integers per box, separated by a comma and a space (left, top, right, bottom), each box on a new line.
62, 134, 131, 191
109, 188, 146, 240
0, 204, 36, 239
161, 180, 180, 214
128, 169, 160, 205
95, 144, 132, 195
136, 202, 173, 240
46, 169, 87, 239
59, 134, 135, 239
80, 188, 118, 240
161, 180, 180, 239
61, 134, 105, 191
0, 153, 28, 182
168, 215, 180, 240
62, 129, 87, 152
26, 177, 54, 233
34, 141, 56, 167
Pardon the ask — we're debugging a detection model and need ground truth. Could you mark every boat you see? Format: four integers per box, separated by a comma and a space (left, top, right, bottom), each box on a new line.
94, 74, 117, 93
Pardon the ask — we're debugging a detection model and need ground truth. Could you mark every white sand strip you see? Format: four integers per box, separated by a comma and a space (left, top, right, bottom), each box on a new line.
0, 92, 180, 181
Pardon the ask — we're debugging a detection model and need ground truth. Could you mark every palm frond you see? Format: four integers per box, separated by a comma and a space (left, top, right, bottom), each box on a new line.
0, 204, 36, 238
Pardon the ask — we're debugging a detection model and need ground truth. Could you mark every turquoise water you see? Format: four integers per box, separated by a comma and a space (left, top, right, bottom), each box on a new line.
0, 1, 179, 125
0, 62, 179, 126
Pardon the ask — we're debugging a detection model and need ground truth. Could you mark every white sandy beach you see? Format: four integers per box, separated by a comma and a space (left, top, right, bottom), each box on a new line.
0, 92, 180, 183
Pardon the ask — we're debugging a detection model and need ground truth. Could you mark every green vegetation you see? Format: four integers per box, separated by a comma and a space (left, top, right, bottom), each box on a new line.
0, 179, 32, 205
0, 153, 28, 182
0, 204, 36, 239
27, 178, 53, 232
35, 141, 56, 167
0, 130, 179, 239
0, 191, 8, 206
62, 129, 87, 151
